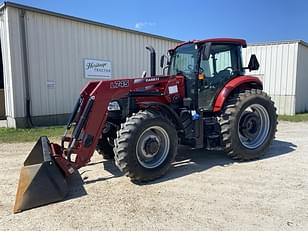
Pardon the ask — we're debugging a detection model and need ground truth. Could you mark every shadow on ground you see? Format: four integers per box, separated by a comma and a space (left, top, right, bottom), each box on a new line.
82, 160, 123, 184
84, 139, 296, 187
146, 139, 297, 184
63, 158, 124, 201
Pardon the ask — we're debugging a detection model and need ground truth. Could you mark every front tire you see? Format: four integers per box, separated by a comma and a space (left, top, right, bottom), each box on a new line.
219, 89, 277, 161
114, 110, 178, 182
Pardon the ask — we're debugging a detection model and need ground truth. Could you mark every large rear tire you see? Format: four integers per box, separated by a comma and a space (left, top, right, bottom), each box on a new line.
219, 89, 277, 161
114, 110, 178, 182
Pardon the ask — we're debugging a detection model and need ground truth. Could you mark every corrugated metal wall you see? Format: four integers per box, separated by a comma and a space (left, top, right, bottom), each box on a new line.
24, 10, 177, 117
3, 6, 178, 122
295, 43, 308, 113
0, 7, 27, 127
0, 9, 13, 118
1, 4, 306, 128
243, 42, 299, 115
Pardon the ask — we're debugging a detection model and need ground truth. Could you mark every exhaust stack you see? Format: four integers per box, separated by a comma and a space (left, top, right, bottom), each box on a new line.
146, 46, 156, 76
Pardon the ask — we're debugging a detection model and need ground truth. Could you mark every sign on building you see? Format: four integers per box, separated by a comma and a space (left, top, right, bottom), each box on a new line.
84, 59, 112, 79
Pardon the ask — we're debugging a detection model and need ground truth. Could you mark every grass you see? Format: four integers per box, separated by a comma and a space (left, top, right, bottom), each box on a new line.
0, 113, 307, 143
0, 126, 65, 143
278, 113, 308, 122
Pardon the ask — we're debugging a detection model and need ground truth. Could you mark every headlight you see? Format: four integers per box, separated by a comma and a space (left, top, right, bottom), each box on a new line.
108, 101, 121, 111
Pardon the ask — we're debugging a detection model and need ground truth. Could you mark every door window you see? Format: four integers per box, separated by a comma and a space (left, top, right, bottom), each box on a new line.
198, 44, 241, 110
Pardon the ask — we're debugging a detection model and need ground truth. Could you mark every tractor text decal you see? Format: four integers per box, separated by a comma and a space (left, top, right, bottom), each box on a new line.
110, 80, 129, 89
145, 77, 160, 82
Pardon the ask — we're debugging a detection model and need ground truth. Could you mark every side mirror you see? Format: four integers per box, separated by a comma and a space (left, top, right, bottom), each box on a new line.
160, 55, 165, 68
160, 55, 170, 68
247, 54, 259, 71
202, 42, 211, 60
141, 71, 147, 78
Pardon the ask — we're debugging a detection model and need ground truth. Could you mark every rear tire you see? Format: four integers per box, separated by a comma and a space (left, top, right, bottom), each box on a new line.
219, 89, 277, 161
114, 110, 177, 182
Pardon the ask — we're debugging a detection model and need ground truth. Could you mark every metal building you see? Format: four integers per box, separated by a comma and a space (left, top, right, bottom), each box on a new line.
0, 2, 180, 128
243, 40, 308, 115
0, 3, 307, 128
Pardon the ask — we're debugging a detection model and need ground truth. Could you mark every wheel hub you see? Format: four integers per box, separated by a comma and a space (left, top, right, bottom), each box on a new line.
239, 112, 261, 140
136, 126, 170, 169
237, 104, 270, 149
143, 136, 160, 157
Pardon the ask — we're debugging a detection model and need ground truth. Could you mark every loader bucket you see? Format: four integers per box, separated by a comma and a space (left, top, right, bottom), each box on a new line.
13, 136, 68, 213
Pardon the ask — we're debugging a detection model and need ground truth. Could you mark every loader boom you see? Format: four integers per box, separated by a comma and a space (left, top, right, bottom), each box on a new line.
54, 76, 185, 175
14, 75, 184, 213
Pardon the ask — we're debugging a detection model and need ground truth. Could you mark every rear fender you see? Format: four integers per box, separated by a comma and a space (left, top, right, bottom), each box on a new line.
213, 76, 263, 113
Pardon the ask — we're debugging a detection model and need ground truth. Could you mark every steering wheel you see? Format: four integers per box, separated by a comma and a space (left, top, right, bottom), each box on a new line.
186, 65, 205, 73
223, 66, 234, 72
181, 64, 194, 74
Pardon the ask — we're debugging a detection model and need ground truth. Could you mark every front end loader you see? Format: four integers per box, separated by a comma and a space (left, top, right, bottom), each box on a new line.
14, 38, 277, 213
14, 73, 185, 213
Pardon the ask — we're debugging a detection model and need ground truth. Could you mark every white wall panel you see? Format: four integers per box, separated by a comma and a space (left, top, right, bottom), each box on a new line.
21, 10, 177, 116
0, 9, 14, 119
0, 7, 27, 120
295, 43, 308, 113
243, 42, 299, 115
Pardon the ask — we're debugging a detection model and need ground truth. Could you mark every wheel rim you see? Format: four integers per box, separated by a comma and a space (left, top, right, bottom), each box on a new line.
136, 126, 170, 169
238, 104, 270, 149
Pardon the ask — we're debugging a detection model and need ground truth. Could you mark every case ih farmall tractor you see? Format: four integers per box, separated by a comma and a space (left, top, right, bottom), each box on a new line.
14, 38, 277, 213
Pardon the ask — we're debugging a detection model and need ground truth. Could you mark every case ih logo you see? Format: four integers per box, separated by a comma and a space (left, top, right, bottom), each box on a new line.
110, 80, 129, 89
145, 77, 160, 82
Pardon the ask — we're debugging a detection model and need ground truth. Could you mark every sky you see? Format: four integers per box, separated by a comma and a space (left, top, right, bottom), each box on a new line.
3, 0, 308, 43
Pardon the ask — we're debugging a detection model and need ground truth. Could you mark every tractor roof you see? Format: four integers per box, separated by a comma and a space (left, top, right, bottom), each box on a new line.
173, 38, 247, 50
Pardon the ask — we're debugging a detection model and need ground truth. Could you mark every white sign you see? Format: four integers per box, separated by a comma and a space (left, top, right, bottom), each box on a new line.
168, 85, 178, 94
84, 59, 112, 79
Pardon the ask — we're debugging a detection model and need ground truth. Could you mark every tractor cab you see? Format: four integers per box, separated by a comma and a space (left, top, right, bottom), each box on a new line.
164, 39, 256, 111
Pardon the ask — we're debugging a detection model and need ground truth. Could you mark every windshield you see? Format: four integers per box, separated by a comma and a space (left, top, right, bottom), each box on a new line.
168, 43, 198, 77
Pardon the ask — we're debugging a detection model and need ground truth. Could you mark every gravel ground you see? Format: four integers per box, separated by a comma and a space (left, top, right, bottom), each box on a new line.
0, 121, 307, 231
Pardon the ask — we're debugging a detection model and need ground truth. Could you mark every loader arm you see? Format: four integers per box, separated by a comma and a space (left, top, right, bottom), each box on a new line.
51, 76, 184, 176
14, 75, 184, 213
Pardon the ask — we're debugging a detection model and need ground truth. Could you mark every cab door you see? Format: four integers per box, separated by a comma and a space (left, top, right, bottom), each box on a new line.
198, 44, 242, 111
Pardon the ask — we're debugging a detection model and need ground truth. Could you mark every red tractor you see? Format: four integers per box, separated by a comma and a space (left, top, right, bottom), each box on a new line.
14, 38, 277, 213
